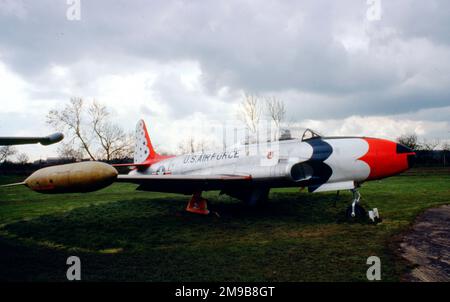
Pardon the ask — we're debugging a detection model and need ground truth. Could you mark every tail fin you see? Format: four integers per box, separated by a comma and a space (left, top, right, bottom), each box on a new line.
113, 119, 173, 168
134, 119, 158, 163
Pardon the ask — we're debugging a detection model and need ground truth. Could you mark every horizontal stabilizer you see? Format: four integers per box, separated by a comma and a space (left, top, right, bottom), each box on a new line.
113, 155, 175, 168
112, 162, 152, 168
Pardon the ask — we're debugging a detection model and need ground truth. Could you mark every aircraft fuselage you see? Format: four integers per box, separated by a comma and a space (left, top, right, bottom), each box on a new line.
130, 136, 415, 194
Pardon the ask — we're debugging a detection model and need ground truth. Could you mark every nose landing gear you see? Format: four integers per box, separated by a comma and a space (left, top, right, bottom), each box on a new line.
346, 189, 366, 220
350, 189, 362, 217
345, 188, 381, 223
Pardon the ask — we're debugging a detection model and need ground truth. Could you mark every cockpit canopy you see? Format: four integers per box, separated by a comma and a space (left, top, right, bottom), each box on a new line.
238, 127, 323, 145
301, 128, 323, 141
270, 128, 323, 142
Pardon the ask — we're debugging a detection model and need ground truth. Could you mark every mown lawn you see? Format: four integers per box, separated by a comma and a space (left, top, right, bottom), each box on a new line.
0, 174, 448, 281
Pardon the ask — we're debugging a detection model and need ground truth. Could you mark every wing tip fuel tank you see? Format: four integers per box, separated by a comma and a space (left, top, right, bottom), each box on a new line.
40, 132, 64, 145
24, 161, 118, 193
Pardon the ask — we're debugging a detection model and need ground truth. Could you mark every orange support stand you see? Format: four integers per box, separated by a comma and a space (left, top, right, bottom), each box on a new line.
186, 192, 210, 215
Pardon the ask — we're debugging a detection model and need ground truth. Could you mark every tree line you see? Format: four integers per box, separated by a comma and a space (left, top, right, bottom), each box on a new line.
396, 134, 449, 152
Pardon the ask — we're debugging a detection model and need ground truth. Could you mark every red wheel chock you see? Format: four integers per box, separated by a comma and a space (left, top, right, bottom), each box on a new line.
186, 192, 210, 215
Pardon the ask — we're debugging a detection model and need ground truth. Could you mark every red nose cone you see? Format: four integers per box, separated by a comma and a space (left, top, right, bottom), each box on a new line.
359, 138, 415, 180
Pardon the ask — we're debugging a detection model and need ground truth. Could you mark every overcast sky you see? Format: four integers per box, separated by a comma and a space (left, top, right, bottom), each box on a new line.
0, 0, 449, 160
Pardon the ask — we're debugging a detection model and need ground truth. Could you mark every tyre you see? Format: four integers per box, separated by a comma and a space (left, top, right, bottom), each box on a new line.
346, 204, 366, 220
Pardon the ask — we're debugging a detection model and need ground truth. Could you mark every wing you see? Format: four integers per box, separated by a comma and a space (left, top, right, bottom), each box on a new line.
117, 174, 252, 194
0, 133, 64, 146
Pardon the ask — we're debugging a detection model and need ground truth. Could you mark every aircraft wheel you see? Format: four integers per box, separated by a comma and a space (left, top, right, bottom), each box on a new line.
345, 204, 366, 221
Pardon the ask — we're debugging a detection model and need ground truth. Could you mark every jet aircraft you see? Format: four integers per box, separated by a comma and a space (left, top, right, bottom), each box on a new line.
3, 120, 415, 220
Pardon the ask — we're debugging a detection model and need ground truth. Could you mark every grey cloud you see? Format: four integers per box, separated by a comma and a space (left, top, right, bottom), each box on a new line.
380, 1, 450, 45
149, 69, 234, 120
0, 0, 449, 120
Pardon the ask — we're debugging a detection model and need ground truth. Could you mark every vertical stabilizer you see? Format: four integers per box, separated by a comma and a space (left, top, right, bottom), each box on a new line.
134, 119, 157, 163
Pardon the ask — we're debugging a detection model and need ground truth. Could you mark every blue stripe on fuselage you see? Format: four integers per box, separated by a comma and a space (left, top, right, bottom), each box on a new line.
304, 139, 333, 192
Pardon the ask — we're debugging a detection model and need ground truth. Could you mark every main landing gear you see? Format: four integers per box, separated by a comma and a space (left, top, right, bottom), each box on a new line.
186, 192, 210, 215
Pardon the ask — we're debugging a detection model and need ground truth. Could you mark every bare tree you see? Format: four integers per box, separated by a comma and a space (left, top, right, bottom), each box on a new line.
47, 98, 133, 161
238, 94, 262, 135
47, 97, 96, 160
89, 101, 133, 160
442, 142, 450, 167
421, 138, 440, 151
177, 136, 212, 154
266, 96, 286, 140
197, 139, 211, 153
178, 136, 197, 154
16, 153, 29, 164
111, 131, 134, 160
57, 141, 84, 161
0, 146, 16, 162
397, 134, 420, 150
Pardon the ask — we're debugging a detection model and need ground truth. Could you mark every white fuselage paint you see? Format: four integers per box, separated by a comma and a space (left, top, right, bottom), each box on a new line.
129, 138, 371, 192
323, 138, 370, 183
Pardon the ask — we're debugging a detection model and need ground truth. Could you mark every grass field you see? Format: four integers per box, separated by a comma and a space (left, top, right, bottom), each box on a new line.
0, 173, 449, 281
